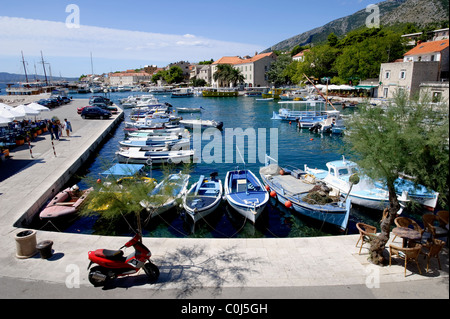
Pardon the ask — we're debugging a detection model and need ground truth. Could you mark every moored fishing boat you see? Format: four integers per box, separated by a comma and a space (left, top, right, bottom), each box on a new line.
260, 155, 351, 231
118, 137, 190, 151
183, 172, 223, 224
180, 119, 223, 130
140, 172, 190, 217
224, 169, 269, 223
304, 157, 413, 211
116, 147, 195, 165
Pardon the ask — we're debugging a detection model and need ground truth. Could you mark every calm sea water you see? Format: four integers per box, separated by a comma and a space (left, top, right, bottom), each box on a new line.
43, 90, 384, 238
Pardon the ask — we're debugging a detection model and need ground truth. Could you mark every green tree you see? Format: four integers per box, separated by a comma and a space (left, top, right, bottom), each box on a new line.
165, 66, 184, 84
266, 54, 292, 86
327, 33, 338, 47
213, 64, 243, 87
343, 91, 449, 265
292, 45, 338, 83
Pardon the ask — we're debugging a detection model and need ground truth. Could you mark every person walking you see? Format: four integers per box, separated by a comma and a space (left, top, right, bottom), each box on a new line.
47, 120, 56, 140
63, 119, 72, 137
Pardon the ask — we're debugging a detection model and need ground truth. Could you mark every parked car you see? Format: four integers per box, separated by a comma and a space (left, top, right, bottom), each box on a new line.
91, 102, 118, 114
89, 96, 113, 106
37, 99, 53, 107
77, 105, 88, 114
81, 106, 112, 119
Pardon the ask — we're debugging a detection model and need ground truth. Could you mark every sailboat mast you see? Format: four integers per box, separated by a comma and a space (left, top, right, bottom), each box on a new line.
21, 51, 29, 83
90, 52, 94, 75
40, 51, 48, 85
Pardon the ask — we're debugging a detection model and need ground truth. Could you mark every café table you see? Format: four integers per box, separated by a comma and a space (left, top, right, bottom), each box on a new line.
392, 227, 422, 248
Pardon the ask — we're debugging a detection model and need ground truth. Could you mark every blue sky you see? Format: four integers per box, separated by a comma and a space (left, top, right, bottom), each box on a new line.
0, 0, 376, 77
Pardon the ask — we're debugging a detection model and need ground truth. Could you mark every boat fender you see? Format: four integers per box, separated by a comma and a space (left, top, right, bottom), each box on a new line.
285, 200, 293, 208
270, 191, 277, 198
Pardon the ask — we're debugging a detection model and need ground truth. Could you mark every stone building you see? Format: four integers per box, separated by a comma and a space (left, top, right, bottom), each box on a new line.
378, 39, 449, 99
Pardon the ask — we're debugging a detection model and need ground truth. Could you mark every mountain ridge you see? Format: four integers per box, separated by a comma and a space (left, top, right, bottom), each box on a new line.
262, 0, 449, 53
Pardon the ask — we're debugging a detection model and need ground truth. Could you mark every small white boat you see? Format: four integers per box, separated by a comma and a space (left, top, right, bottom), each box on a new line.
224, 169, 269, 223
183, 172, 223, 224
304, 157, 410, 211
116, 147, 195, 165
180, 119, 223, 130
177, 107, 202, 113
140, 173, 190, 217
118, 138, 190, 151
126, 127, 189, 138
256, 98, 273, 101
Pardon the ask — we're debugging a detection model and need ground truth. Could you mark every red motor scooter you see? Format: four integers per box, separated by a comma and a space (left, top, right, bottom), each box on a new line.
87, 233, 159, 287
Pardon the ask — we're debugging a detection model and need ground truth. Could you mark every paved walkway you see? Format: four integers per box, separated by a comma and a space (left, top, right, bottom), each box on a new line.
0, 99, 448, 300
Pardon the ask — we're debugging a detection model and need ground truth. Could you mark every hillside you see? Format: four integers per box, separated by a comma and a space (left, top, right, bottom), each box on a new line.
263, 0, 449, 52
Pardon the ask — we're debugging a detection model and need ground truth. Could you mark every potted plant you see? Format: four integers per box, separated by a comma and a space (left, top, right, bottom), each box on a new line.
15, 134, 25, 146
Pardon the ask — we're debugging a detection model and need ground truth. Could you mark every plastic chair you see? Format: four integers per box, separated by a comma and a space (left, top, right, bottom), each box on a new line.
423, 214, 448, 240
355, 223, 377, 255
393, 217, 423, 242
389, 243, 422, 277
422, 239, 446, 272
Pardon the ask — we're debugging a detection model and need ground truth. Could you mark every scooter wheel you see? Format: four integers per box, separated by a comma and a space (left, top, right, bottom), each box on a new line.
88, 266, 110, 287
143, 262, 160, 283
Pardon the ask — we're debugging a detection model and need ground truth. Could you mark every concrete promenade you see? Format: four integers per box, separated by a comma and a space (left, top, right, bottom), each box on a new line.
0, 99, 448, 300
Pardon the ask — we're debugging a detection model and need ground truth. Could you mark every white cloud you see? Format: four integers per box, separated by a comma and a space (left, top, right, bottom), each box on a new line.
0, 16, 263, 63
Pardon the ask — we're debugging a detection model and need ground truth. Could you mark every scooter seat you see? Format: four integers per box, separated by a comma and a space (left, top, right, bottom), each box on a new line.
95, 249, 125, 260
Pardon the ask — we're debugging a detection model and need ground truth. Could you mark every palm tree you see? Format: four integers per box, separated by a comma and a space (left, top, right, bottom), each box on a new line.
229, 68, 245, 87
213, 64, 244, 87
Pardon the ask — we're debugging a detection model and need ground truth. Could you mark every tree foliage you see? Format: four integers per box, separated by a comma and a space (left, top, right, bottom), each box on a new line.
268, 26, 408, 86
343, 91, 449, 264
213, 64, 244, 87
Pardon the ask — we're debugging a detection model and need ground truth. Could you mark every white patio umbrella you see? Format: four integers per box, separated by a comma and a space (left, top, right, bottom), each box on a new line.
0, 108, 25, 121
0, 115, 11, 127
0, 102, 13, 110
27, 102, 50, 112
339, 85, 355, 90
14, 104, 41, 117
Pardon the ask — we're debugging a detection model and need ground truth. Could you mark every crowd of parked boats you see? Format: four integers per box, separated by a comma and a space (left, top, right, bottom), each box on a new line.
35, 90, 440, 234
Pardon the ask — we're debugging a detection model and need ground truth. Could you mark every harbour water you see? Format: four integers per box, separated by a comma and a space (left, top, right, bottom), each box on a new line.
45, 90, 387, 238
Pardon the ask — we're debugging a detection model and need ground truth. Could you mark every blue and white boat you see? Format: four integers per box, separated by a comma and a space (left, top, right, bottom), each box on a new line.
272, 100, 340, 128
140, 172, 190, 217
304, 157, 413, 211
119, 136, 190, 150
374, 177, 439, 210
260, 155, 351, 231
183, 172, 223, 224
224, 169, 269, 223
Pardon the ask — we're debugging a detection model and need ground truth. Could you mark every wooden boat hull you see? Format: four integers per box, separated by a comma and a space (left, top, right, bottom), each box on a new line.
183, 176, 223, 223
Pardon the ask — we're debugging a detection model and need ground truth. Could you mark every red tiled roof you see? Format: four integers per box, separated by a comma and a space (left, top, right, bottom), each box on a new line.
213, 52, 276, 65
404, 39, 449, 56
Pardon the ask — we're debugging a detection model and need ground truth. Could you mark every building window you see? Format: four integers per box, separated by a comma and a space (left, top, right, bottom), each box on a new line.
399, 70, 406, 79
383, 87, 389, 98
432, 92, 442, 103
431, 55, 435, 62
385, 71, 390, 79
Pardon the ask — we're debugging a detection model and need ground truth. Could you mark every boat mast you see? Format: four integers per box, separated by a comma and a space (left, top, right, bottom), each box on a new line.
303, 74, 336, 111
21, 51, 29, 83
40, 51, 49, 85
